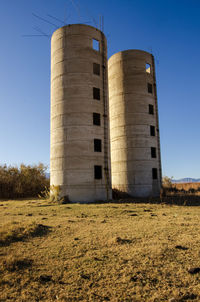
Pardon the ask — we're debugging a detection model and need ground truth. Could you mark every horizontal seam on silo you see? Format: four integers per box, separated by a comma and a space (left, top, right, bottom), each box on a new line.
51, 155, 109, 159
52, 57, 100, 66
51, 73, 92, 83
51, 126, 104, 131
51, 125, 98, 130
113, 184, 153, 187
110, 124, 156, 129
109, 94, 155, 98
109, 92, 155, 98
110, 137, 157, 141
110, 146, 156, 150
64, 185, 107, 188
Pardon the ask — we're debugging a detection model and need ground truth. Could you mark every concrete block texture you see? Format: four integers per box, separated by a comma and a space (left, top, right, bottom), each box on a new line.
51, 24, 111, 202
108, 50, 162, 197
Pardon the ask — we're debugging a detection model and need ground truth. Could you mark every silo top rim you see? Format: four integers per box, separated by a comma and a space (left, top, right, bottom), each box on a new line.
108, 49, 153, 61
51, 23, 105, 39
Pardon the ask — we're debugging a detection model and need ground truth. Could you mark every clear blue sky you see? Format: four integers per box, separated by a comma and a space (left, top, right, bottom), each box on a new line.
0, 0, 200, 179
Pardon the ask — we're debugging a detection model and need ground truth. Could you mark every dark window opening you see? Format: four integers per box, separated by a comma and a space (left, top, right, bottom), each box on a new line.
151, 147, 157, 158
150, 125, 155, 136
149, 104, 154, 115
94, 139, 102, 152
93, 87, 100, 100
93, 113, 101, 126
94, 165, 102, 179
93, 63, 100, 75
148, 83, 153, 94
92, 39, 100, 51
146, 63, 151, 73
152, 168, 158, 180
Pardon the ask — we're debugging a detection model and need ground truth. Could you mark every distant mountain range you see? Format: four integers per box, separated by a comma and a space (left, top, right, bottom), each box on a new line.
172, 178, 200, 183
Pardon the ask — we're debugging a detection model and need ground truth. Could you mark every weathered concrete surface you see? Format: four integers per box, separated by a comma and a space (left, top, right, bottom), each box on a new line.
51, 24, 111, 202
108, 50, 162, 197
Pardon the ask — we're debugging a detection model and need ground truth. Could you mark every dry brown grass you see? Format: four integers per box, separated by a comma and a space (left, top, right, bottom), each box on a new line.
0, 199, 200, 301
0, 222, 51, 246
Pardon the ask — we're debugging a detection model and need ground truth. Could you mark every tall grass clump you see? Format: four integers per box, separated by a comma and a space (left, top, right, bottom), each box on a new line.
39, 185, 65, 204
0, 163, 49, 199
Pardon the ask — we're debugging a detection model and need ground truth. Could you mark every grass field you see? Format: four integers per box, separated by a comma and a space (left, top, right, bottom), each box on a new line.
0, 199, 200, 301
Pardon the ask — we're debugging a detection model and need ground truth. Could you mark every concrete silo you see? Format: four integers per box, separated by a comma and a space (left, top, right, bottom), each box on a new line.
51, 24, 111, 202
108, 50, 162, 197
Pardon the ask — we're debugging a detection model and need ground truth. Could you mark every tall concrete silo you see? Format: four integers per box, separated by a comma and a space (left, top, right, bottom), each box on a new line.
51, 24, 111, 202
108, 50, 162, 197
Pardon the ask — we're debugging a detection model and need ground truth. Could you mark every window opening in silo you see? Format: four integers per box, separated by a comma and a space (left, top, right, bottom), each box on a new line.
93, 63, 100, 75
94, 139, 102, 152
149, 104, 154, 114
151, 147, 157, 158
93, 39, 100, 51
152, 168, 158, 180
146, 63, 151, 73
150, 125, 155, 136
94, 165, 102, 179
148, 83, 153, 93
93, 113, 101, 126
93, 87, 100, 100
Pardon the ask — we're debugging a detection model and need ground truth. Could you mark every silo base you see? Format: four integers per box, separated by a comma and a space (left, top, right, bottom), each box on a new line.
60, 185, 112, 203
112, 184, 161, 198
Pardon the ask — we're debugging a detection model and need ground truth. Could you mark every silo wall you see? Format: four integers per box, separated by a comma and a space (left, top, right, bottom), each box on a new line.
51, 24, 111, 202
108, 50, 162, 197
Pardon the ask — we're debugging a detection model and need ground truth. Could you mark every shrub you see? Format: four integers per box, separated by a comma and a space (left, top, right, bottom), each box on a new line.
162, 176, 173, 188
0, 163, 49, 199
39, 185, 67, 204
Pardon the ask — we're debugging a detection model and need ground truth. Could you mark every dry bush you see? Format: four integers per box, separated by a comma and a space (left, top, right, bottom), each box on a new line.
0, 163, 49, 199
162, 176, 173, 188
162, 177, 200, 197
173, 182, 200, 194
39, 185, 67, 204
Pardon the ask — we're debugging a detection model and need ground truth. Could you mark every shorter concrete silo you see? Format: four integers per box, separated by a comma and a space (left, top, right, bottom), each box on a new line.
108, 50, 162, 197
